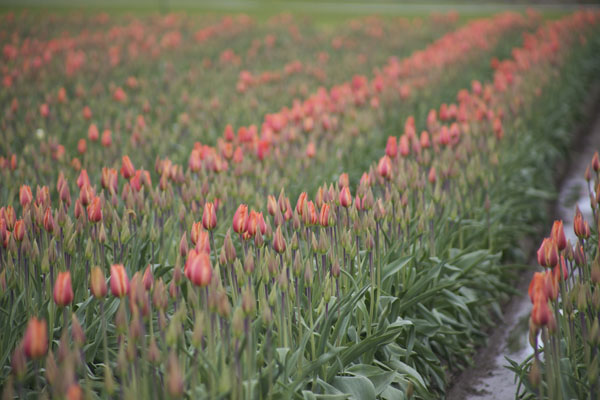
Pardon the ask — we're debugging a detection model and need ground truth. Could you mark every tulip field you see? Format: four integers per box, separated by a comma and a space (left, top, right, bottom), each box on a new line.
2, 8, 600, 400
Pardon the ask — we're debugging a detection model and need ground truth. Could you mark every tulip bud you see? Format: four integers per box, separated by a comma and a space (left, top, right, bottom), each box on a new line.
54, 271, 74, 307
87, 197, 102, 223
120, 156, 135, 179
20, 185, 33, 208
143, 265, 154, 291
110, 264, 130, 297
233, 204, 248, 234
273, 226, 286, 254
71, 314, 86, 346
185, 252, 212, 287
339, 186, 352, 208
202, 202, 217, 230
179, 232, 188, 258
23, 317, 48, 359
11, 345, 27, 380
377, 156, 392, 179
224, 230, 236, 263
551, 220, 566, 251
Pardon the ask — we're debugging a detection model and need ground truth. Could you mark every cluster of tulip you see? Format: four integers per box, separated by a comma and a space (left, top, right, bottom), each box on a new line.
1, 9, 600, 400
516, 152, 600, 399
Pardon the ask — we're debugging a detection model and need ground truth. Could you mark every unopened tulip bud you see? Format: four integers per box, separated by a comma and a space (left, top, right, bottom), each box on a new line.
71, 314, 85, 346
153, 278, 168, 310
529, 358, 541, 388
167, 352, 184, 397
273, 226, 286, 253
179, 232, 188, 258
304, 262, 314, 287
43, 207, 54, 233
224, 230, 236, 263
143, 265, 154, 291
11, 345, 26, 380
244, 252, 254, 275
45, 351, 58, 386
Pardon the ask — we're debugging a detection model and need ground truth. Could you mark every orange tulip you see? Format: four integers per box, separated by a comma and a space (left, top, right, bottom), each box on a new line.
23, 317, 48, 359
54, 271, 74, 307
120, 156, 135, 180
202, 202, 217, 230
87, 197, 102, 223
110, 264, 129, 297
90, 266, 107, 298
339, 186, 352, 208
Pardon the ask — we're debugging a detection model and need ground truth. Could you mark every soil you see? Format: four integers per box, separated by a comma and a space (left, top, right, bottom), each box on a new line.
446, 85, 600, 400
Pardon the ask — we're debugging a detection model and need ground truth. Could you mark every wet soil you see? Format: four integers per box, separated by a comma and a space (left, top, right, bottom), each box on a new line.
446, 86, 600, 400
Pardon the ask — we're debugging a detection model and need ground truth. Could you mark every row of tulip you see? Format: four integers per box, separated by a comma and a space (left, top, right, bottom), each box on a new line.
511, 152, 600, 399
2, 9, 600, 399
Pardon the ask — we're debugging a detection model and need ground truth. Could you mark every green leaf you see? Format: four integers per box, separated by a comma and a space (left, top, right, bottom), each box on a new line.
331, 375, 376, 400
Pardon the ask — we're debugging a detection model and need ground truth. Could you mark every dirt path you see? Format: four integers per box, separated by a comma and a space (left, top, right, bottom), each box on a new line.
446, 92, 600, 400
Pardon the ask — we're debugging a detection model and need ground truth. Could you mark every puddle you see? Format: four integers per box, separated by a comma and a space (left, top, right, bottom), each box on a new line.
447, 109, 600, 399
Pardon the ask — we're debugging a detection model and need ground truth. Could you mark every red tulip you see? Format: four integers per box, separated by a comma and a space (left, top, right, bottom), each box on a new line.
338, 173, 349, 189
90, 266, 107, 298
377, 156, 392, 179
121, 156, 135, 179
77, 169, 90, 189
101, 129, 112, 148
339, 186, 352, 208
23, 317, 48, 359
143, 265, 154, 291
233, 204, 248, 234
428, 166, 437, 184
87, 197, 102, 223
88, 124, 99, 141
551, 220, 566, 251
110, 264, 130, 297
531, 298, 552, 327
296, 192, 308, 216
202, 202, 217, 230
54, 271, 74, 307
77, 139, 87, 155
43, 207, 54, 233
185, 251, 212, 287
273, 226, 286, 253
19, 185, 33, 208
306, 142, 316, 158
319, 203, 330, 227
244, 210, 260, 238
13, 220, 25, 241
385, 136, 397, 158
